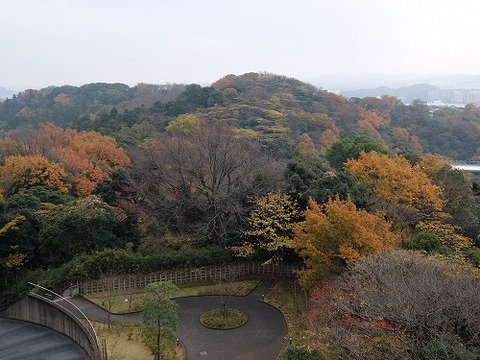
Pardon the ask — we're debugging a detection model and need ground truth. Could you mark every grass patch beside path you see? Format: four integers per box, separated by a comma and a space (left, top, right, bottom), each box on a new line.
93, 321, 184, 360
85, 278, 260, 314
265, 279, 308, 348
177, 278, 260, 297
95, 324, 152, 360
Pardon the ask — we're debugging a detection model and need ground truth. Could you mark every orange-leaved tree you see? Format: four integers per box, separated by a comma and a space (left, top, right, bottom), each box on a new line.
0, 123, 130, 197
289, 196, 400, 289
56, 130, 130, 196
417, 153, 450, 179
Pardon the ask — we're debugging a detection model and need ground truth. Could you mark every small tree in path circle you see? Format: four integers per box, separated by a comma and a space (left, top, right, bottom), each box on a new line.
141, 281, 179, 360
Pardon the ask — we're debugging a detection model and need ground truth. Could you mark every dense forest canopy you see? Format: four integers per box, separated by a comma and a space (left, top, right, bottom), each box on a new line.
1, 73, 479, 267
2, 72, 480, 358
1, 73, 480, 159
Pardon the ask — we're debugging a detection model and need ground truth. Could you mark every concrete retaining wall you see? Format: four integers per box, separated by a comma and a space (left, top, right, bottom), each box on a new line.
0, 294, 101, 360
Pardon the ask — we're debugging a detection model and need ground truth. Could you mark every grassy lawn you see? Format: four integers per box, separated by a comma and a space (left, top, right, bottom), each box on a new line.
94, 321, 183, 360
94, 321, 150, 360
84, 278, 261, 314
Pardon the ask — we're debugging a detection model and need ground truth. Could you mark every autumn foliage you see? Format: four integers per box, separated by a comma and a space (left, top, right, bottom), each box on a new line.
0, 155, 70, 197
0, 124, 130, 197
345, 151, 443, 213
345, 151, 444, 231
2, 75, 480, 340
344, 151, 476, 255
305, 251, 480, 359
233, 192, 300, 263
289, 197, 399, 288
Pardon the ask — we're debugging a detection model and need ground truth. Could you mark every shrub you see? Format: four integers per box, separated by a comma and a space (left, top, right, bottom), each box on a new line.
403, 231, 447, 254
38, 246, 234, 290
307, 251, 480, 359
466, 246, 480, 267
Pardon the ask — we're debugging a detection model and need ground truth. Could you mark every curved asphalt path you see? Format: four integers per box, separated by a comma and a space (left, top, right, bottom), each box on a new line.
67, 279, 288, 360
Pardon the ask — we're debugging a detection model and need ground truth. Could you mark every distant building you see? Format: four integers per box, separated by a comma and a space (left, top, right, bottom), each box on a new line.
428, 89, 480, 106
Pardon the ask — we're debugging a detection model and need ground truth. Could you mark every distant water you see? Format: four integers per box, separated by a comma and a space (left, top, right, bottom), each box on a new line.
452, 164, 480, 171
428, 101, 466, 108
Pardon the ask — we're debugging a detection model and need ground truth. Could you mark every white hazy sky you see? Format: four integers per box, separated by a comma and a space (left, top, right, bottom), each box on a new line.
1, 0, 479, 89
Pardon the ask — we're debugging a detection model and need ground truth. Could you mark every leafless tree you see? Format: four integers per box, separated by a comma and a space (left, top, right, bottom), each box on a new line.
128, 123, 282, 245
307, 251, 480, 359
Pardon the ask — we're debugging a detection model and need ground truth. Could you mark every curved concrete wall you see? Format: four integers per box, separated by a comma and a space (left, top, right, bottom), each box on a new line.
0, 294, 101, 360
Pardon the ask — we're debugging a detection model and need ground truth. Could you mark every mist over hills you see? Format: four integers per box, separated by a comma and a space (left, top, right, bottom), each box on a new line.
0, 87, 15, 99
340, 84, 437, 104
310, 74, 480, 105
310, 74, 480, 92
339, 84, 480, 106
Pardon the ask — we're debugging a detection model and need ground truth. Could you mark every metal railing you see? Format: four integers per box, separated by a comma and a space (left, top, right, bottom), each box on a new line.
27, 282, 102, 360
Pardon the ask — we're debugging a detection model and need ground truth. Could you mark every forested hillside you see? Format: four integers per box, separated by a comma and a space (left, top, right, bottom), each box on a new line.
1, 72, 480, 358
0, 82, 185, 132
2, 73, 480, 158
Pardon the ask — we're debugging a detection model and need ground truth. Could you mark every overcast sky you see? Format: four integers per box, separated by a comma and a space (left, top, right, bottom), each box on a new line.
1, 0, 479, 90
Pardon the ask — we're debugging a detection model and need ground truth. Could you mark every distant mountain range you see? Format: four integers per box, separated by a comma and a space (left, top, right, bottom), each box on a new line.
0, 87, 16, 99
340, 84, 436, 104
308, 75, 480, 105
310, 74, 480, 92
340, 84, 480, 105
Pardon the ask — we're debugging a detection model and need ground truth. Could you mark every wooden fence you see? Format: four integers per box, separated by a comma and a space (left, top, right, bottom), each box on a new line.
79, 262, 300, 295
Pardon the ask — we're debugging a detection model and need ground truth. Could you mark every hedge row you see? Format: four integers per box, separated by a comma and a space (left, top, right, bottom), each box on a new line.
38, 246, 234, 291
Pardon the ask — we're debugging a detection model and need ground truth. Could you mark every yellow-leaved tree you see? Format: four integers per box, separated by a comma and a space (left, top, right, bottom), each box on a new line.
345, 151, 474, 256
289, 196, 400, 289
417, 153, 450, 179
232, 192, 300, 264
0, 155, 70, 196
165, 114, 201, 135
415, 220, 473, 257
345, 151, 444, 231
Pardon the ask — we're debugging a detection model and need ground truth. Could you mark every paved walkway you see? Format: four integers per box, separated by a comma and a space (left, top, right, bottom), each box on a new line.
68, 279, 288, 360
